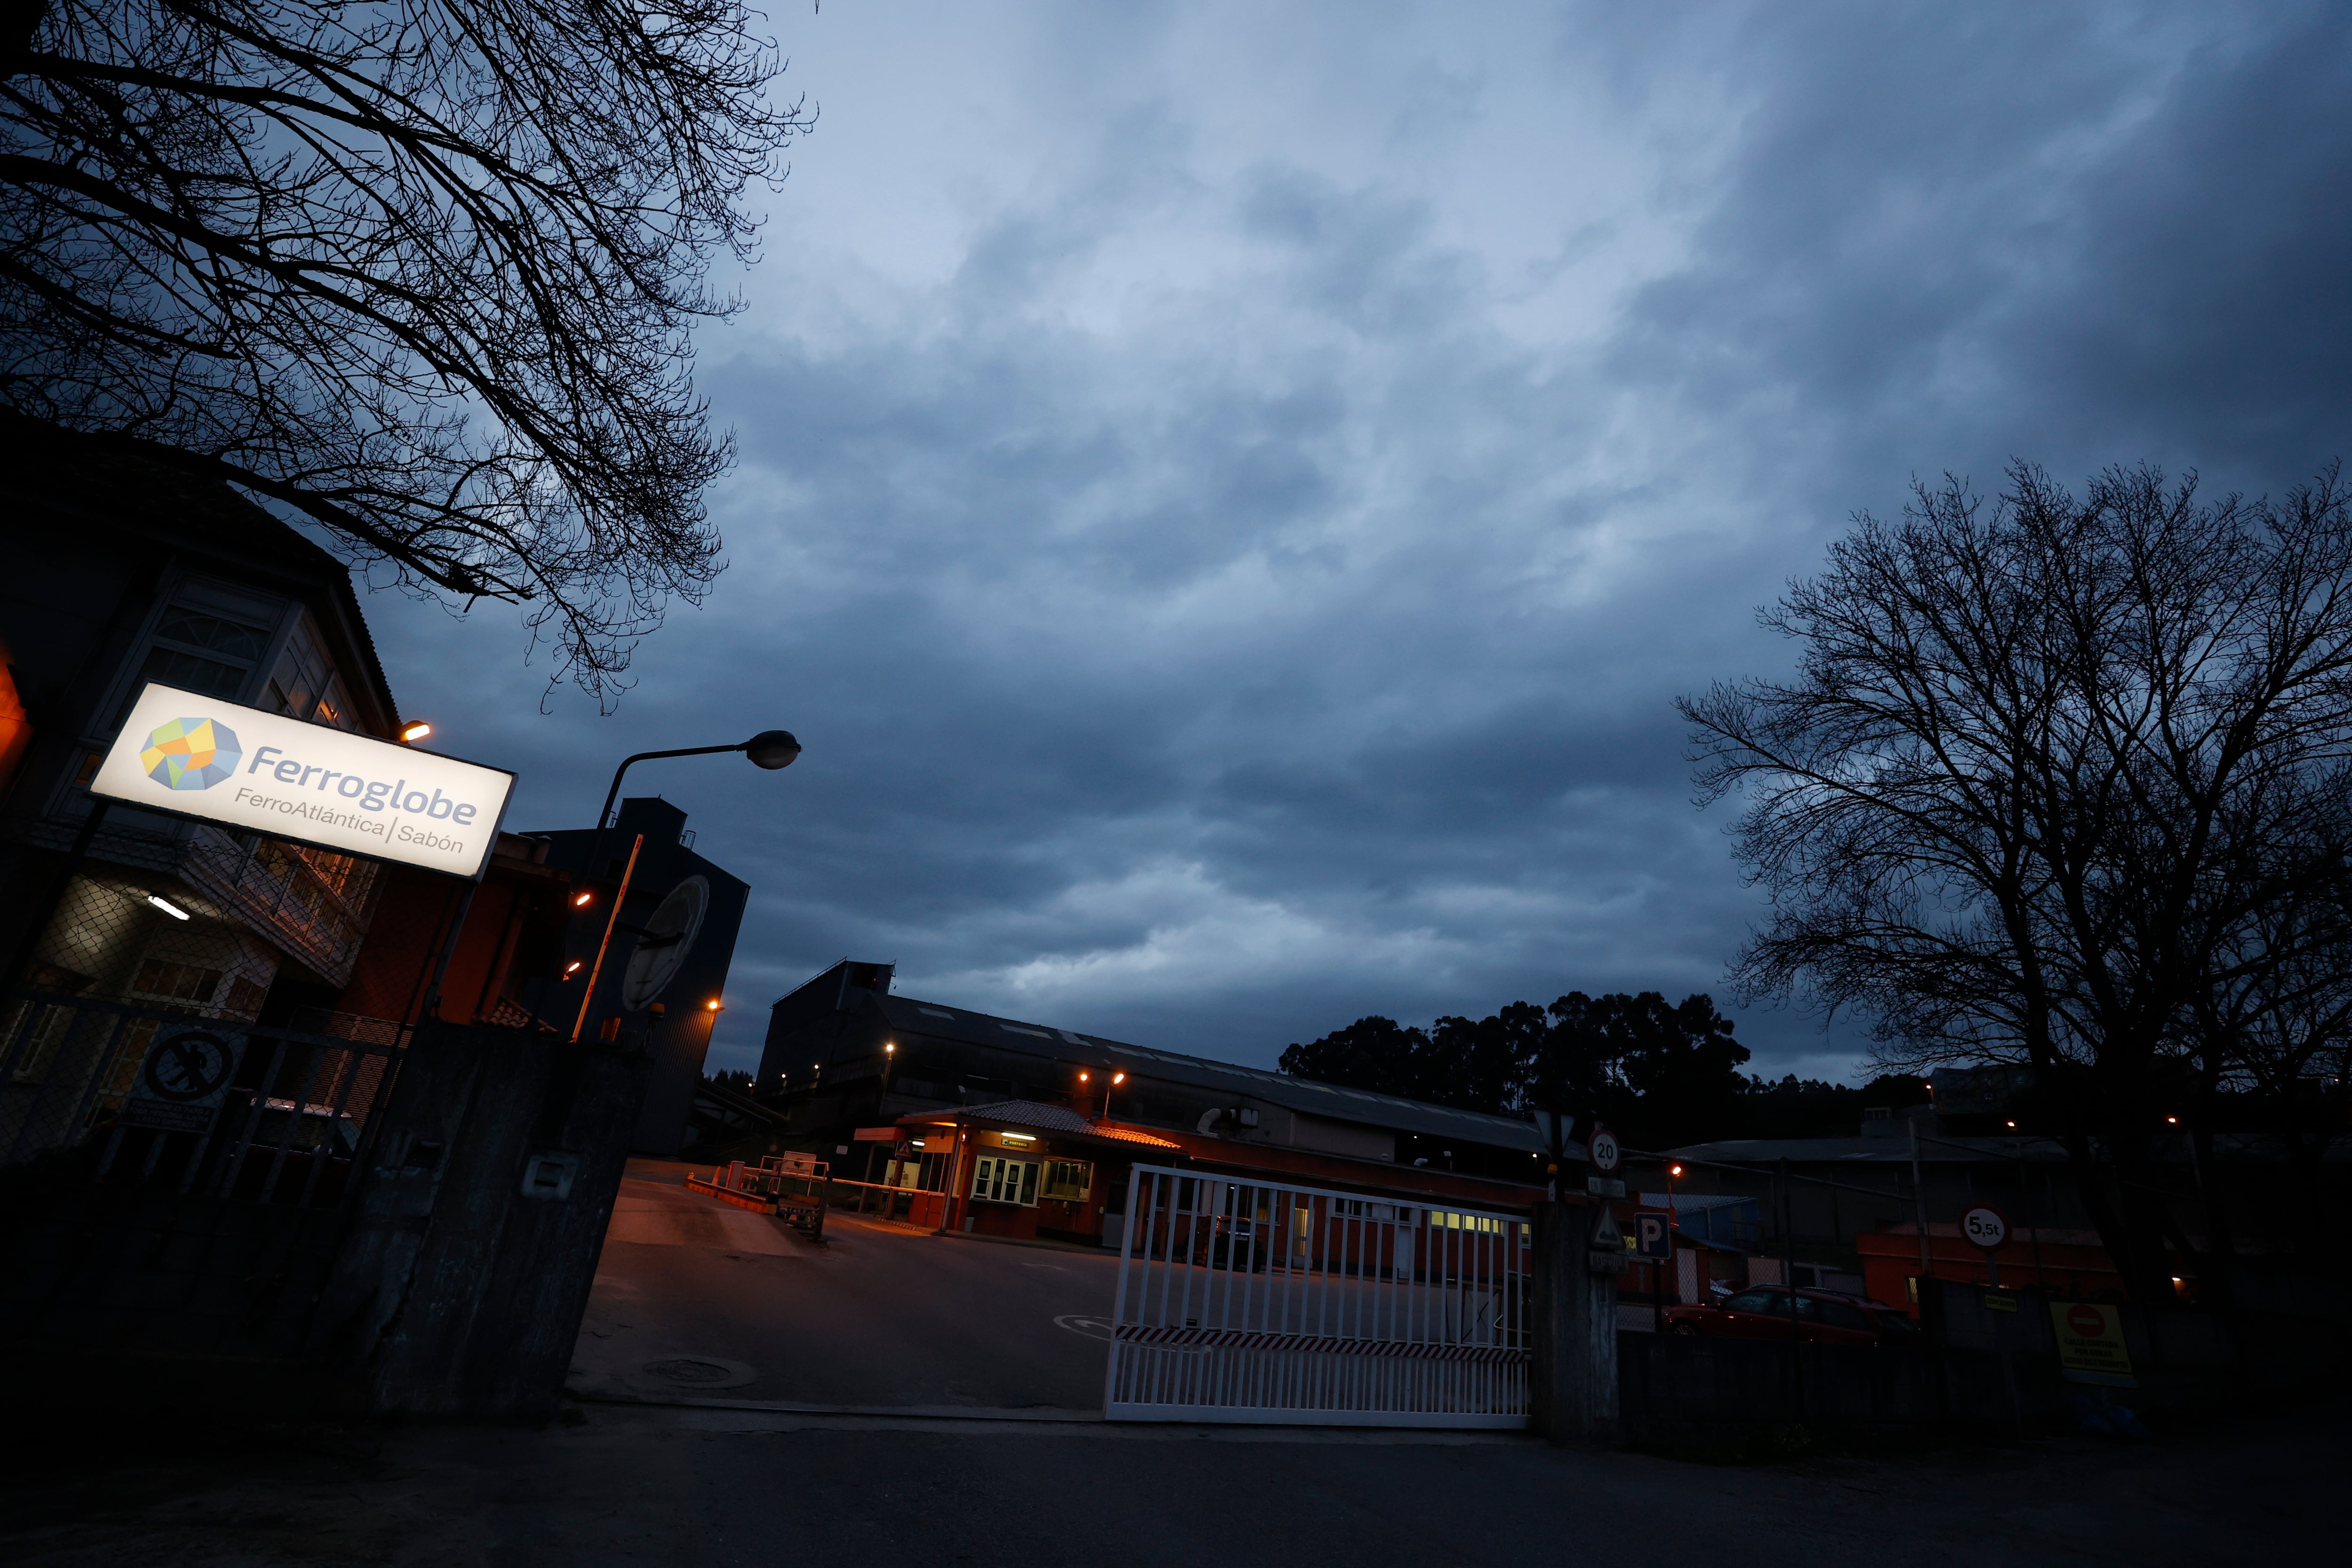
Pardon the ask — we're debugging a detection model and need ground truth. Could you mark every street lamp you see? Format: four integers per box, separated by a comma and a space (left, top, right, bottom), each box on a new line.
1078, 1069, 1125, 1119
573, 729, 801, 907
565, 729, 799, 1044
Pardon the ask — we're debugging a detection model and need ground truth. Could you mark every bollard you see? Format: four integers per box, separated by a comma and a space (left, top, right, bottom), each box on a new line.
1530, 1200, 1623, 1444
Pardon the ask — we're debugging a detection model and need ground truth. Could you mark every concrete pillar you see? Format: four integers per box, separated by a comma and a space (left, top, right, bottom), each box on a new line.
1530, 1200, 1621, 1443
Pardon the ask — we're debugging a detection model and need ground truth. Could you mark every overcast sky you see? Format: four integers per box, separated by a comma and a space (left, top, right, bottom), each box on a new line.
369, 1, 2352, 1082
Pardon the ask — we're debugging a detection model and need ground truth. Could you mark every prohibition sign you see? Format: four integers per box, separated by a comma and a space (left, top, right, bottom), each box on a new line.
1961, 1203, 2010, 1251
142, 1029, 234, 1103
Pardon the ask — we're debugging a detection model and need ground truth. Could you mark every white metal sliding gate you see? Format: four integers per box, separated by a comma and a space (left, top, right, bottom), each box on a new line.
1104, 1164, 1531, 1427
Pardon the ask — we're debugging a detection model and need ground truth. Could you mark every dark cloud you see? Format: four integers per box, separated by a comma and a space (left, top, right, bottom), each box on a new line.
362, 2, 2352, 1087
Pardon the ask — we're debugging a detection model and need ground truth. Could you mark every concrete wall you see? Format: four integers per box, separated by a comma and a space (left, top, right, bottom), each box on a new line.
0, 1017, 646, 1425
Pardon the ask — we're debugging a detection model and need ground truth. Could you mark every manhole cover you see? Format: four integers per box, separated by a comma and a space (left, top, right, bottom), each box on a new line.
638, 1355, 758, 1390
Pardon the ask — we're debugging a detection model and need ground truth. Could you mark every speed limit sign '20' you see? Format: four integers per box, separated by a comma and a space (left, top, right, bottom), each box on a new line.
1961, 1203, 2010, 1251
1587, 1124, 1621, 1175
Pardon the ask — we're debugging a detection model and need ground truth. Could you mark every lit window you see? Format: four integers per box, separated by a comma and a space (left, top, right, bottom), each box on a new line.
970, 1155, 1041, 1206
1042, 1159, 1092, 1202
263, 616, 359, 731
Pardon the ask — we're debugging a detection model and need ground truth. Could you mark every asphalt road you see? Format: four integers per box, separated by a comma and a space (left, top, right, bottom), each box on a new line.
7, 1163, 2335, 1566
3, 1401, 2340, 1568
570, 1161, 1121, 1413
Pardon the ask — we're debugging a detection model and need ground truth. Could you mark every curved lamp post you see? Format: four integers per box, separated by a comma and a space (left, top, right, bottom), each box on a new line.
576, 730, 802, 901
567, 730, 800, 1041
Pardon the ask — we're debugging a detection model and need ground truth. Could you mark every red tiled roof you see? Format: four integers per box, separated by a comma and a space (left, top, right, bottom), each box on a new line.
907, 1099, 1181, 1149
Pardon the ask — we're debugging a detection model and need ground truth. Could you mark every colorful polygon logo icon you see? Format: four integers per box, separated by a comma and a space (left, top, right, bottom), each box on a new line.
139, 716, 242, 791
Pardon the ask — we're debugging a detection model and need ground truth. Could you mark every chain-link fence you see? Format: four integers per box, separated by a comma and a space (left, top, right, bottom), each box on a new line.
0, 820, 433, 1205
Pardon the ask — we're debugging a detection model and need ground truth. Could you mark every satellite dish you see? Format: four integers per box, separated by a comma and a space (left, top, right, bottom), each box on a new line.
622, 875, 709, 1011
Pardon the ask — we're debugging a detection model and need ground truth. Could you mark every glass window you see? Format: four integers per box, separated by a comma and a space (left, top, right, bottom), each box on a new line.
1042, 1159, 1092, 1202
133, 645, 247, 700
1818, 1300, 1872, 1330
154, 607, 271, 663
113, 578, 283, 727
246, 613, 365, 732
970, 1155, 1042, 1207
129, 958, 224, 1005
1724, 1290, 1778, 1313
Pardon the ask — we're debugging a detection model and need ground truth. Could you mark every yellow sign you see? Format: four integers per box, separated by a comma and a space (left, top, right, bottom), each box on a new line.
2050, 1301, 2136, 1386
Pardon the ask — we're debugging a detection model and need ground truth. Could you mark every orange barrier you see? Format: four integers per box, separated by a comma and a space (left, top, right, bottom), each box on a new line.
685, 1172, 778, 1214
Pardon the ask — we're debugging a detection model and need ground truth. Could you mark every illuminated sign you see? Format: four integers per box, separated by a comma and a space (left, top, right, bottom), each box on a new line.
92, 682, 516, 879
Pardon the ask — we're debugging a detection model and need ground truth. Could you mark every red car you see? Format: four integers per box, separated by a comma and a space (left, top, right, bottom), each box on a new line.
1659, 1286, 1919, 1346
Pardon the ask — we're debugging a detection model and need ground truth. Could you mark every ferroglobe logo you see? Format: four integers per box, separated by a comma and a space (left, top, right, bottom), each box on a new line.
95, 682, 515, 880
139, 716, 243, 790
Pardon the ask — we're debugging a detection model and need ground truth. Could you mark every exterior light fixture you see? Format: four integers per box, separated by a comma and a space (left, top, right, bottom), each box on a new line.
744, 730, 802, 770
706, 998, 722, 1012
2165, 1115, 2179, 1125
2006, 1119, 2017, 1129
1112, 1072, 1126, 1086
146, 894, 190, 920
1669, 1164, 1684, 1178
885, 1042, 896, 1053
572, 891, 594, 907
564, 960, 583, 976
398, 720, 433, 743
1001, 1133, 1035, 1145
1078, 1071, 1090, 1083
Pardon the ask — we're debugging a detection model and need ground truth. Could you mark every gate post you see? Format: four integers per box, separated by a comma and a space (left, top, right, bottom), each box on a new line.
1531, 1200, 1621, 1444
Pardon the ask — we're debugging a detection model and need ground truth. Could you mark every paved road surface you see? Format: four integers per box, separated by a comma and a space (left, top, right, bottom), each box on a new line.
2, 1401, 2338, 1567
572, 1161, 1120, 1412
10, 1162, 2334, 1565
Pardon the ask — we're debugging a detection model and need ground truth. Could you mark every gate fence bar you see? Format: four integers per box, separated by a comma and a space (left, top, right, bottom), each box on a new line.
3, 990, 408, 1210
1104, 1162, 1532, 1428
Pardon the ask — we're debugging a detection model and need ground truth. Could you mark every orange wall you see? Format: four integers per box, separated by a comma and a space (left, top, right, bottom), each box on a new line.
1857, 1229, 2124, 1313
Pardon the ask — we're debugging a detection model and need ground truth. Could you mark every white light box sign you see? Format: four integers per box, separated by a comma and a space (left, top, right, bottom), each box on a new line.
91, 682, 516, 880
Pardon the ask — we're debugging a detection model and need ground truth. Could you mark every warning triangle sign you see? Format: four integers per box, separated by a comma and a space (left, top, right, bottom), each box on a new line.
1589, 1201, 1619, 1248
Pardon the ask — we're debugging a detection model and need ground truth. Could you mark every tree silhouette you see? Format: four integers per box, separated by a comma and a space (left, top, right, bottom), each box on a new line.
3, 0, 812, 700
1683, 462, 2352, 1304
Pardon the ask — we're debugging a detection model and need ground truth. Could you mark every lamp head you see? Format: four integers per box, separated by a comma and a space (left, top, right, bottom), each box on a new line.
399, 719, 433, 743
744, 729, 802, 770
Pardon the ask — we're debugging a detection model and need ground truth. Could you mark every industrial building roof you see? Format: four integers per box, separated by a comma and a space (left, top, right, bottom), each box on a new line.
873, 994, 1557, 1157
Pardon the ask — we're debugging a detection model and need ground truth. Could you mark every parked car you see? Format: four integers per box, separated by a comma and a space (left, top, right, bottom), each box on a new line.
1660, 1286, 1919, 1345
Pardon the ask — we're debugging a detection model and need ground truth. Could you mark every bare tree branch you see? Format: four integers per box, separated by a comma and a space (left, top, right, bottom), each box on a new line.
2, 0, 813, 704
1681, 461, 2352, 1303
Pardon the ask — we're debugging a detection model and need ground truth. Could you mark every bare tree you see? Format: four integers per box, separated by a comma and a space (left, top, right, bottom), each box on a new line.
2, 0, 811, 700
1682, 462, 2352, 1305
2192, 891, 2352, 1254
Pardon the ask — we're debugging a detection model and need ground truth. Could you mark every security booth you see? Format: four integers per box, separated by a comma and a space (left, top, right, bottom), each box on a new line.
895, 1101, 1181, 1243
